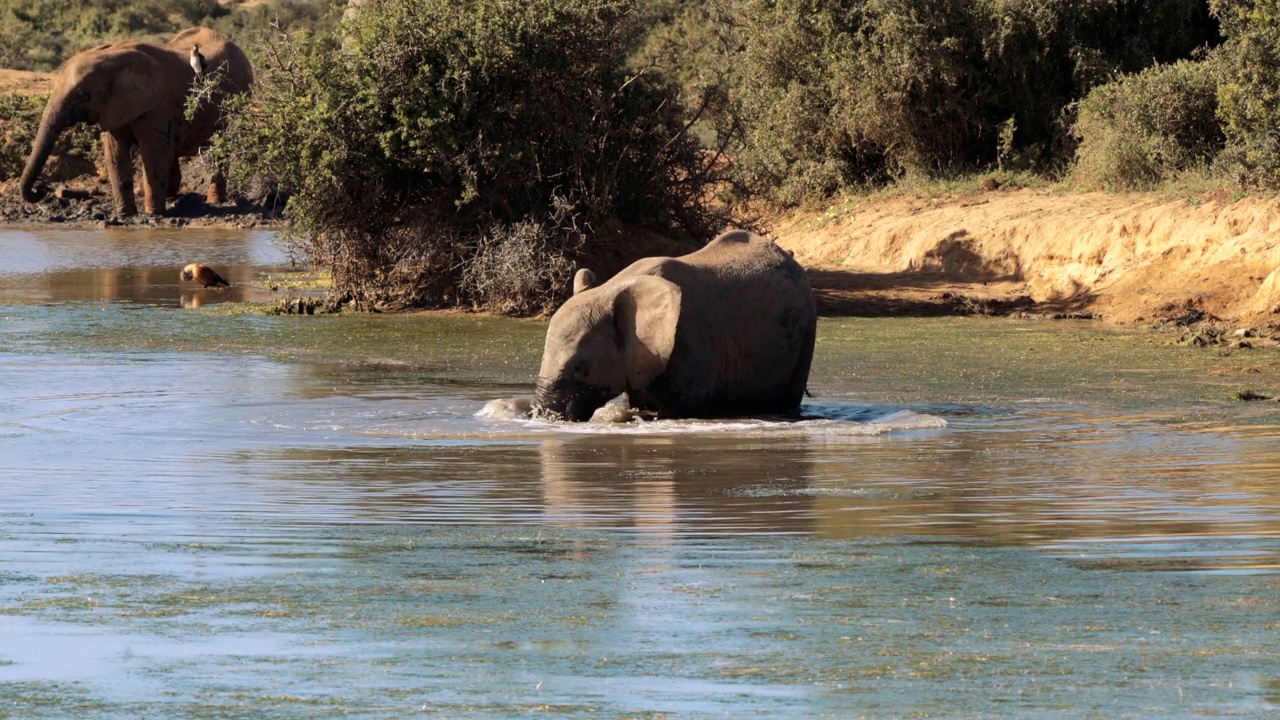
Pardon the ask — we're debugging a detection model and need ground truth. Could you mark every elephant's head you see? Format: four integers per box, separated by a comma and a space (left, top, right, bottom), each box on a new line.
533, 272, 681, 421
20, 45, 167, 202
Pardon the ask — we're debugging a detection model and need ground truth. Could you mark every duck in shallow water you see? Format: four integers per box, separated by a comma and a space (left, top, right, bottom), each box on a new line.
181, 263, 230, 288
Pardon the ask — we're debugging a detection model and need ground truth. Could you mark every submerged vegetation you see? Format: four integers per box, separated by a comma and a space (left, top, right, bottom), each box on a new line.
9, 0, 1280, 311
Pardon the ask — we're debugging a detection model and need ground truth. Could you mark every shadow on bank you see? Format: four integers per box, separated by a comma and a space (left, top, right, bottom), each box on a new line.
803, 229, 1099, 318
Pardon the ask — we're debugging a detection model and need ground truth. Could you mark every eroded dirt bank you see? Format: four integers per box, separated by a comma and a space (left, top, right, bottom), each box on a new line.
773, 189, 1280, 327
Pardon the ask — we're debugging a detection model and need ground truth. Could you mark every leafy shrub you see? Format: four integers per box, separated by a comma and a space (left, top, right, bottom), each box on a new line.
977, 0, 1221, 167
461, 197, 585, 316
630, 0, 746, 196
206, 0, 343, 43
723, 0, 1220, 204
0, 0, 337, 71
1072, 56, 1226, 190
727, 0, 889, 204
1214, 0, 1280, 187
214, 0, 728, 313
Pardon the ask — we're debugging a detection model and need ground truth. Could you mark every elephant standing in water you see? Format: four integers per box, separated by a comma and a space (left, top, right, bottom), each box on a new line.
19, 27, 253, 216
533, 230, 817, 421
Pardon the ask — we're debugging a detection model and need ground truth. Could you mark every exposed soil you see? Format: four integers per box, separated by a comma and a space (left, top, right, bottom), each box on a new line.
0, 68, 52, 96
772, 189, 1280, 329
0, 171, 285, 229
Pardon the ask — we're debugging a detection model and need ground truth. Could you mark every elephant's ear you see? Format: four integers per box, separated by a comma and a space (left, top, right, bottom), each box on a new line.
573, 268, 597, 295
100, 53, 167, 131
613, 275, 681, 390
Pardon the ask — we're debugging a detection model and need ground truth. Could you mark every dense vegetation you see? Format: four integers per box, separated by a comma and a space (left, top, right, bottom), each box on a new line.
11, 0, 1280, 311
715, 0, 1219, 202
1074, 55, 1228, 190
1214, 0, 1280, 187
0, 0, 340, 71
214, 0, 729, 313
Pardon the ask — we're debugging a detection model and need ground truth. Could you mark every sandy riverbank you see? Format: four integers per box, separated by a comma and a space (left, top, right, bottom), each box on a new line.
773, 189, 1280, 327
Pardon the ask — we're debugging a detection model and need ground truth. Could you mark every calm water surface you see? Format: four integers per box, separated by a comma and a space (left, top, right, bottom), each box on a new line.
2, 228, 1280, 718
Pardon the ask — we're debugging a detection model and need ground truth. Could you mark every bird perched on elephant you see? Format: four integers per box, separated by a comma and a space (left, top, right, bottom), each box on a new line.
19, 27, 252, 217
189, 44, 207, 78
533, 230, 817, 421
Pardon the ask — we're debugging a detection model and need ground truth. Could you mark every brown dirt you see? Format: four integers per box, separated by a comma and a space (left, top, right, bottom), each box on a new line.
772, 189, 1280, 327
0, 68, 52, 96
0, 167, 286, 229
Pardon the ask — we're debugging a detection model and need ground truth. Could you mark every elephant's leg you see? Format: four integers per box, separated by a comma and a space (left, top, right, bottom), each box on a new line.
206, 172, 228, 205
167, 156, 182, 199
101, 130, 137, 217
783, 320, 816, 412
136, 131, 174, 215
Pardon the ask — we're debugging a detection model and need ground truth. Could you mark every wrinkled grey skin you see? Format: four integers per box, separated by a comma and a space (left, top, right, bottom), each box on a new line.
533, 230, 817, 421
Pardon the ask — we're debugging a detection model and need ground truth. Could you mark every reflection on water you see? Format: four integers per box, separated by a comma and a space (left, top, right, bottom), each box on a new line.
3, 228, 1280, 717
0, 227, 289, 305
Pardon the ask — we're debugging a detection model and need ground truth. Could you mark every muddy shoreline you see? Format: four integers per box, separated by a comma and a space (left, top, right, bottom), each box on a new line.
0, 176, 285, 230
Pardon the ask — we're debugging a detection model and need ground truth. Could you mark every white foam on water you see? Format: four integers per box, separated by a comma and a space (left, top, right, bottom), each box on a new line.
475, 397, 533, 420
474, 398, 946, 438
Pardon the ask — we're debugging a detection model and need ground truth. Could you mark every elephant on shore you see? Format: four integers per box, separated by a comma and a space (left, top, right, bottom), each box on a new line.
533, 230, 817, 421
19, 27, 253, 216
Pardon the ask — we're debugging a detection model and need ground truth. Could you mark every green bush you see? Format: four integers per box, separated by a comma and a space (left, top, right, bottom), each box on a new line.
1072, 56, 1226, 190
1214, 0, 1280, 187
214, 0, 728, 313
630, 0, 744, 192
0, 0, 337, 72
977, 0, 1221, 163
722, 0, 1220, 204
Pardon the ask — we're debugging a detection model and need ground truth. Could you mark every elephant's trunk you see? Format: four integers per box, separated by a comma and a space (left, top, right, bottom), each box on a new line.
532, 378, 619, 422
19, 102, 67, 203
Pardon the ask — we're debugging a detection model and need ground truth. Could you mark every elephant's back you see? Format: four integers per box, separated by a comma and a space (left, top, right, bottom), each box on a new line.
682, 231, 808, 283
678, 232, 812, 308
166, 27, 253, 89
166, 26, 229, 51
658, 233, 815, 412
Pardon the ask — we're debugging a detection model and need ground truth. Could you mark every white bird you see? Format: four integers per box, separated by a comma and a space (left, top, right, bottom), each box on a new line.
189, 44, 207, 78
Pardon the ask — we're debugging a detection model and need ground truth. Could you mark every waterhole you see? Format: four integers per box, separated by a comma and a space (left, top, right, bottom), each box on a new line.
2, 228, 1279, 718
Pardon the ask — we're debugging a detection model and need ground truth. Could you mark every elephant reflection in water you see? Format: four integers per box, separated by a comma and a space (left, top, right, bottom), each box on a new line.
537, 434, 817, 535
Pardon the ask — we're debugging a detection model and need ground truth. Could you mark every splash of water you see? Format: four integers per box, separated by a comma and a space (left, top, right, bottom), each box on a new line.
476, 397, 533, 420
475, 397, 946, 436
